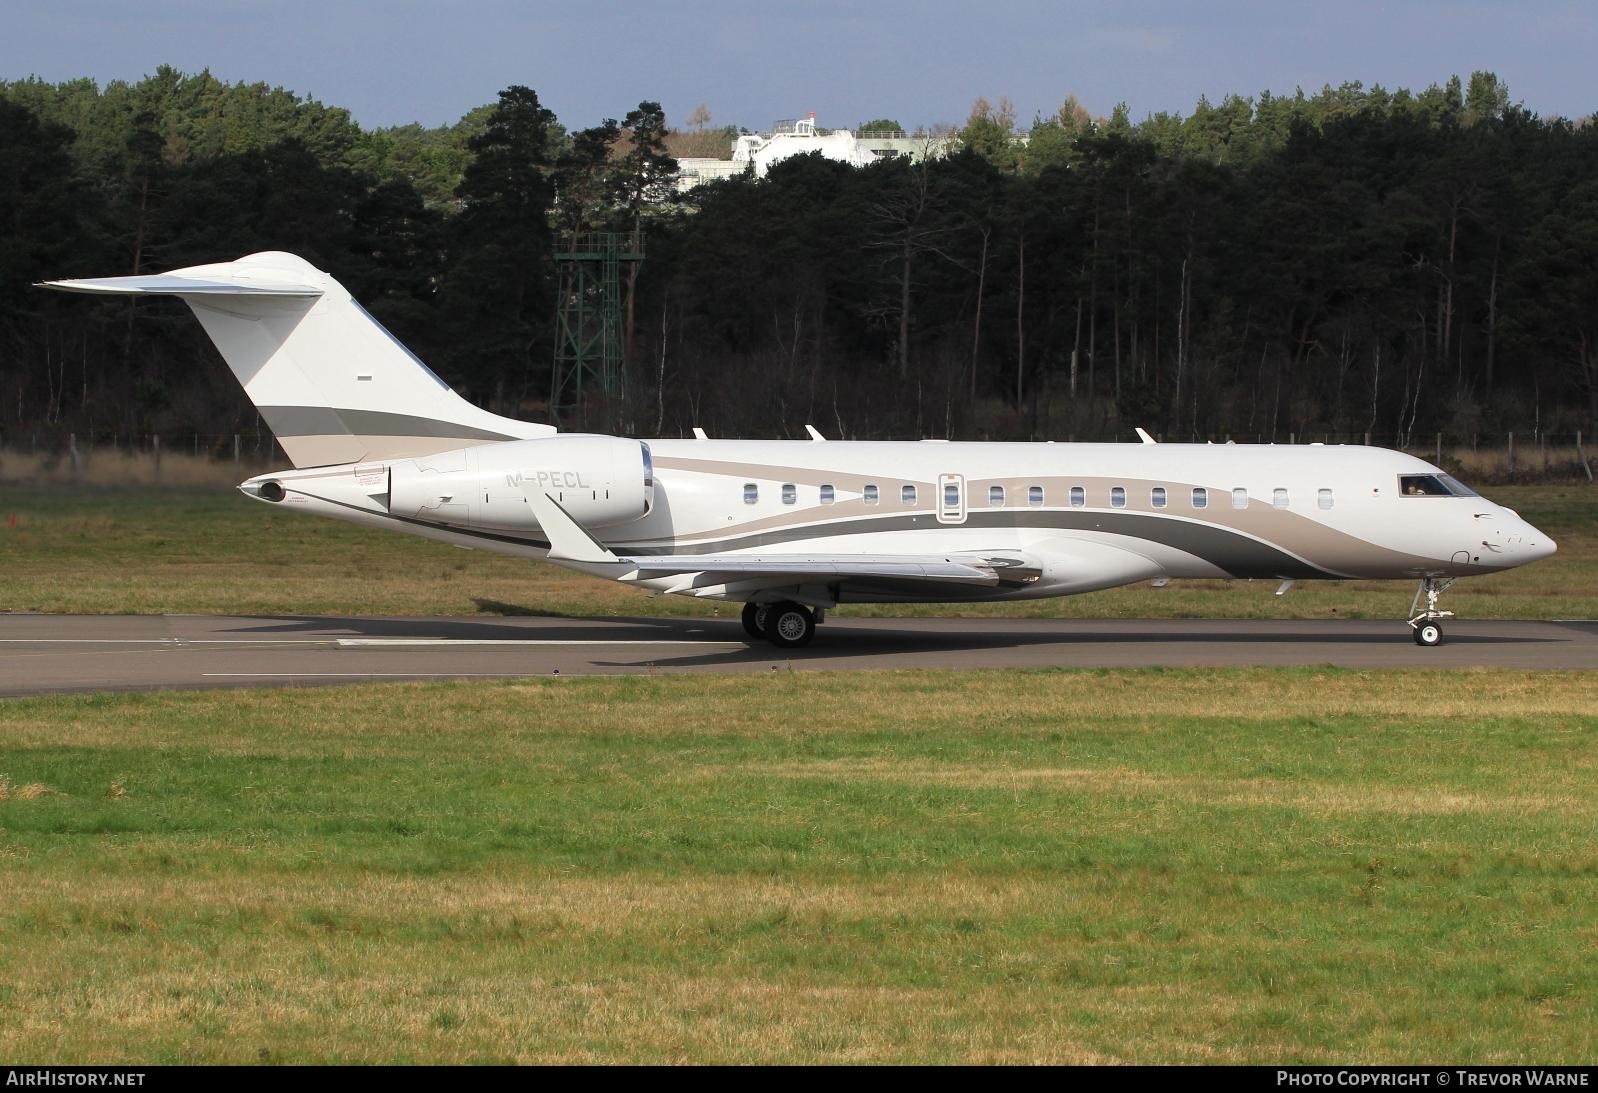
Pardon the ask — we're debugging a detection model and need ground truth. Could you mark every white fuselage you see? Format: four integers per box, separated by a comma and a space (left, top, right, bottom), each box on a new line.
242, 438, 1555, 606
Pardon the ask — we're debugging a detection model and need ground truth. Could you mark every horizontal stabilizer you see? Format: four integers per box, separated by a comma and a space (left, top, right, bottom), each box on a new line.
39, 273, 322, 298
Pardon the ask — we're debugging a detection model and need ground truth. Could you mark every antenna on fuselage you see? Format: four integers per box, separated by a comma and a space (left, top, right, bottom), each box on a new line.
1135, 427, 1157, 445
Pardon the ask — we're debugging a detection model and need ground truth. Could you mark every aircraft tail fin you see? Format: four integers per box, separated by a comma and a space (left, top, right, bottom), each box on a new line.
41, 251, 553, 468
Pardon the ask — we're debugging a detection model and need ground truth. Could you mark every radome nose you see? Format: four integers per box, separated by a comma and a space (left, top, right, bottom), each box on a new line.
1521, 521, 1556, 561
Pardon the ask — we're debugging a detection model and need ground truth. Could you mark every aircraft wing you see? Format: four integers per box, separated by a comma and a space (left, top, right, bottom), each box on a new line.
523, 488, 1039, 593
616, 552, 1043, 599
620, 554, 1023, 586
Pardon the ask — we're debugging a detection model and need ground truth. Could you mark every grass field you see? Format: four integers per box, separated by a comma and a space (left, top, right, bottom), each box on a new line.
1, 669, 1594, 1063
1, 482, 1595, 620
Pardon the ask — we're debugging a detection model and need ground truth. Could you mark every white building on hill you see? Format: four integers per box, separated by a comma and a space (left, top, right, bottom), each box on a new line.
674, 113, 954, 192
733, 114, 876, 175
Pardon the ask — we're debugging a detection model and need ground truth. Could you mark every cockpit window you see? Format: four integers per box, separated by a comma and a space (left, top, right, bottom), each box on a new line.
1399, 474, 1475, 497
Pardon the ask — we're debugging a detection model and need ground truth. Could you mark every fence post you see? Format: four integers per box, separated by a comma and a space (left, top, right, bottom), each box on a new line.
1578, 430, 1594, 484
1507, 432, 1515, 475
233, 434, 241, 466
69, 433, 80, 484
1363, 431, 1370, 447
153, 434, 161, 485
1436, 432, 1442, 466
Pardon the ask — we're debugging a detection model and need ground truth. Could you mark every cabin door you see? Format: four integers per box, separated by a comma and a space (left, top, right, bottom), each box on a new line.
937, 473, 967, 525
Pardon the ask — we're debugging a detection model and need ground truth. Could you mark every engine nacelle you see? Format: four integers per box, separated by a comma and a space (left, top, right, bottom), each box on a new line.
388, 436, 653, 533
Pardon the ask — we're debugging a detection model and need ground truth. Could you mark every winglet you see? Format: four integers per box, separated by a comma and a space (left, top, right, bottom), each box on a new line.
525, 491, 622, 565
1135, 427, 1157, 445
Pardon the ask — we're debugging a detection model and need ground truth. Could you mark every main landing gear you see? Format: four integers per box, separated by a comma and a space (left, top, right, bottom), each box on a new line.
1407, 577, 1457, 647
741, 601, 820, 649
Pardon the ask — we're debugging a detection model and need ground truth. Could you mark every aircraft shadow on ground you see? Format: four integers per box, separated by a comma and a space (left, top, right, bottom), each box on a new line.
205, 615, 1556, 678
592, 622, 1556, 670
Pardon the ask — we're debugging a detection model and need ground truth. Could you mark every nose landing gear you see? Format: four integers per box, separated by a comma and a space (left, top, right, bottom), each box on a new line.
1407, 577, 1456, 647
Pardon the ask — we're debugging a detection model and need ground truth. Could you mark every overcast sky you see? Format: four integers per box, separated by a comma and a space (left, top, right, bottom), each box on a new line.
7, 1, 1594, 133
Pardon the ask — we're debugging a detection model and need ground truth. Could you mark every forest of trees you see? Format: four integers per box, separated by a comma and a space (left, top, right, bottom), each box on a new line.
2, 66, 1595, 453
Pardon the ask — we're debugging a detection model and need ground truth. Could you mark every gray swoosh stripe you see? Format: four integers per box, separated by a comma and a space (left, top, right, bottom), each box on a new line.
302, 493, 1333, 579
259, 405, 516, 442
616, 510, 1335, 579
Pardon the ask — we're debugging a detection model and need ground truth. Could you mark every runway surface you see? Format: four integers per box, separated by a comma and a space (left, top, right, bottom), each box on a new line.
2, 613, 1596, 696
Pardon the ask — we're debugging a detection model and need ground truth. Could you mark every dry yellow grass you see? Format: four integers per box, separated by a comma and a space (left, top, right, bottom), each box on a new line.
0, 776, 59, 800
0, 446, 276, 488
2, 667, 1594, 752
1445, 443, 1595, 482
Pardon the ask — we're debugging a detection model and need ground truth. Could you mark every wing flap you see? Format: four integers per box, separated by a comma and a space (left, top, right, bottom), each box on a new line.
621, 553, 1038, 587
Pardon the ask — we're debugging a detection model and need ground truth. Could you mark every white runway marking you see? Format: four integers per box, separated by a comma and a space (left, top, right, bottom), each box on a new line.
0, 638, 304, 645
0, 638, 740, 647
334, 638, 742, 647
202, 672, 557, 679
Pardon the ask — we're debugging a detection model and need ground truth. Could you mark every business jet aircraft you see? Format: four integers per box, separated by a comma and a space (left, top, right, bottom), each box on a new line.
43, 252, 1557, 648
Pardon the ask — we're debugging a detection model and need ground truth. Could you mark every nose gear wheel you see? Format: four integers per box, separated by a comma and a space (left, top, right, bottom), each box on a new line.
1407, 577, 1456, 647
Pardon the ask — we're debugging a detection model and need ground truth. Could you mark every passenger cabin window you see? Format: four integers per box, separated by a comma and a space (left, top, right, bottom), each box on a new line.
1232, 487, 1248, 509
1110, 486, 1127, 508
1028, 485, 1044, 507
944, 482, 960, 508
820, 484, 835, 505
1272, 488, 1289, 509
1191, 487, 1208, 509
1070, 486, 1086, 508
1399, 474, 1475, 497
863, 484, 880, 505
901, 484, 918, 505
1151, 487, 1167, 509
1318, 488, 1334, 510
781, 483, 797, 505
989, 485, 1005, 507
743, 483, 758, 505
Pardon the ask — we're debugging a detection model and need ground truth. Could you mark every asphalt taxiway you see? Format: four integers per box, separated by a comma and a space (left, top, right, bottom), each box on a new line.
1, 614, 1595, 696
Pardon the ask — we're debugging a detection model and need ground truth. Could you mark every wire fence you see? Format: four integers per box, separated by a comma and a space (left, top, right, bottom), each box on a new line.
1, 428, 1593, 486
1, 432, 285, 487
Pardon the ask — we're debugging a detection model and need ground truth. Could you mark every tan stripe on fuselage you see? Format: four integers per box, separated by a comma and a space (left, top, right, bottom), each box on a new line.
646, 456, 1453, 578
